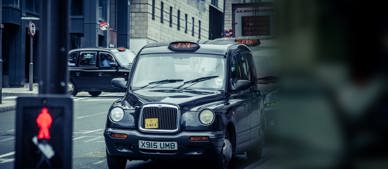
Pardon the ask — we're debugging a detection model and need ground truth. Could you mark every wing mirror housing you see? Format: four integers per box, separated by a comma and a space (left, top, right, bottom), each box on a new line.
111, 78, 127, 91
232, 80, 251, 91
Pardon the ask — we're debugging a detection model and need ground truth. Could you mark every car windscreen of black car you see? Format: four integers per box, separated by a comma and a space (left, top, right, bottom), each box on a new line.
112, 50, 136, 67
131, 53, 226, 90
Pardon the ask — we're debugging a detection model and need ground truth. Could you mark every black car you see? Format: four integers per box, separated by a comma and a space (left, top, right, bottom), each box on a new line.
68, 47, 135, 96
104, 41, 265, 169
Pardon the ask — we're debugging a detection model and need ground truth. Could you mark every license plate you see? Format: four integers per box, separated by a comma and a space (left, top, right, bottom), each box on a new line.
144, 118, 159, 129
138, 140, 178, 150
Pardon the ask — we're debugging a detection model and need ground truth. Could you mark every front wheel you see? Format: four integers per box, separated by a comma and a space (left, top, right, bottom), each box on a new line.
106, 152, 127, 169
68, 82, 78, 96
214, 131, 234, 169
88, 91, 102, 97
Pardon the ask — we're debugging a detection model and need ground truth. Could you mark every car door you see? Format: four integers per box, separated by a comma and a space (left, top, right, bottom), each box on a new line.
229, 52, 252, 151
70, 51, 99, 91
98, 52, 129, 92
242, 52, 264, 145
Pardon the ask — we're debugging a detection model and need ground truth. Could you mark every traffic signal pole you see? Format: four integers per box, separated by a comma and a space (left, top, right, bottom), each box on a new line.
39, 0, 70, 94
0, 1, 3, 104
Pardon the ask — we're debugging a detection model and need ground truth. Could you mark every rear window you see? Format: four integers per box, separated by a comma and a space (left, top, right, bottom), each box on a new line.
79, 52, 97, 67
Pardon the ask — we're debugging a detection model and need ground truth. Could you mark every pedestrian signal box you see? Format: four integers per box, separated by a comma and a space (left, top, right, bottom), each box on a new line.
15, 95, 73, 169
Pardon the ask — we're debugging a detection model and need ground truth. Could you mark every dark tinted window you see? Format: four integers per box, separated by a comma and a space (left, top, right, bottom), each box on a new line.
230, 53, 251, 86
68, 52, 79, 67
151, 0, 155, 20
71, 0, 83, 15
160, 2, 164, 23
79, 52, 97, 67
198, 20, 201, 39
192, 17, 195, 36
185, 14, 188, 33
177, 10, 181, 30
169, 6, 173, 27
99, 52, 116, 68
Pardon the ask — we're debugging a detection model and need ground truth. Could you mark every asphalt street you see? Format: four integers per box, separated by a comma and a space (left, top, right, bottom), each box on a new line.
0, 92, 267, 169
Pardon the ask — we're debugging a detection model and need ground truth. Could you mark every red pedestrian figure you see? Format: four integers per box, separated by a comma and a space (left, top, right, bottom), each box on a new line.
36, 107, 53, 140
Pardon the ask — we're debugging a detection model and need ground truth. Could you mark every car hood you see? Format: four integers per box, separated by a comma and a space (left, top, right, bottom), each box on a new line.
128, 88, 225, 108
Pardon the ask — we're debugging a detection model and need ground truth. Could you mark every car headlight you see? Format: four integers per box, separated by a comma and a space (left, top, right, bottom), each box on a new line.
199, 109, 215, 125
109, 107, 124, 122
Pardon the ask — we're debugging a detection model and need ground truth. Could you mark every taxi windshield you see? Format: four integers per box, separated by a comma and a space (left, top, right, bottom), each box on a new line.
112, 50, 136, 66
131, 53, 226, 90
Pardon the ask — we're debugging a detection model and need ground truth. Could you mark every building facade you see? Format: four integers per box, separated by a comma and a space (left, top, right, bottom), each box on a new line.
129, 0, 224, 52
69, 0, 131, 49
1, 0, 131, 87
1, 0, 40, 87
224, 0, 274, 38
1, 0, 224, 86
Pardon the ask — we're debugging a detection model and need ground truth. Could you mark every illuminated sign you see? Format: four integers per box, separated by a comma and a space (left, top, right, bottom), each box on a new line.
235, 39, 261, 46
168, 42, 200, 52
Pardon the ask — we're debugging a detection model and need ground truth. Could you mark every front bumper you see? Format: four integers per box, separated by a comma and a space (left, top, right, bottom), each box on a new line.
104, 128, 224, 160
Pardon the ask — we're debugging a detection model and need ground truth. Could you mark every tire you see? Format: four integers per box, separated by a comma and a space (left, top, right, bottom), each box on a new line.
214, 131, 234, 169
89, 91, 102, 97
106, 151, 127, 169
68, 82, 78, 96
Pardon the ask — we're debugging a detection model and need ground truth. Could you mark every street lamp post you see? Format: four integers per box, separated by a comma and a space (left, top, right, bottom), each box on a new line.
21, 17, 39, 91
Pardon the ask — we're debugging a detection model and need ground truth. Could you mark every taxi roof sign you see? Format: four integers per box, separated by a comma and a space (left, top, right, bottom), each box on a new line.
235, 39, 261, 46
117, 47, 126, 52
168, 42, 200, 52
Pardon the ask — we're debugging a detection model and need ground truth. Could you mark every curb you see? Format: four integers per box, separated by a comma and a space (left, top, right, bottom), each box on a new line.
0, 104, 16, 113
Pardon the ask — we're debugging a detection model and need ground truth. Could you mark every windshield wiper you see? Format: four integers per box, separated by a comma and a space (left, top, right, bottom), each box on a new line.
175, 76, 219, 89
136, 79, 184, 90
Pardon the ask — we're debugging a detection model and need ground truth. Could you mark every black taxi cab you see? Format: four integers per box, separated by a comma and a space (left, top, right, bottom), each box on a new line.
104, 41, 265, 169
68, 47, 135, 96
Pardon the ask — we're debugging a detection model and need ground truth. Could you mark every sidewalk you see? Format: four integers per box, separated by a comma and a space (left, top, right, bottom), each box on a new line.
0, 84, 38, 112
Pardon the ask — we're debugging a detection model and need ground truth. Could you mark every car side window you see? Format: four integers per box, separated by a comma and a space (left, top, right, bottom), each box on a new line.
99, 52, 116, 68
68, 52, 79, 67
79, 52, 97, 67
241, 53, 252, 81
230, 53, 251, 88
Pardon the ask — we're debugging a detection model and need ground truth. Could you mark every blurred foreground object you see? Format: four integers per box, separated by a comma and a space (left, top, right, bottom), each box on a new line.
272, 0, 388, 169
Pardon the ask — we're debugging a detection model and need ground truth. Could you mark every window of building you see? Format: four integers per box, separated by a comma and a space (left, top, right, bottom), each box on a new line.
26, 0, 39, 12
4, 0, 20, 8
169, 6, 173, 27
109, 0, 117, 29
185, 14, 188, 33
71, 0, 83, 16
177, 10, 181, 30
198, 20, 201, 39
211, 0, 218, 7
98, 0, 106, 21
192, 17, 195, 36
151, 0, 155, 20
160, 1, 164, 23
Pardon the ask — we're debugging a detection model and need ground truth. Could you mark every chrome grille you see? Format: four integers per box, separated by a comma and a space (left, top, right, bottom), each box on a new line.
139, 104, 179, 133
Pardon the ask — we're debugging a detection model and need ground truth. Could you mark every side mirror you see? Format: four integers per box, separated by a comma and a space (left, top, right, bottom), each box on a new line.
232, 80, 251, 91
111, 78, 127, 91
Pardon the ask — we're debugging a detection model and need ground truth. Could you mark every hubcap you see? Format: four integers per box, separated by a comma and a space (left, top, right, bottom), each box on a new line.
222, 138, 233, 165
